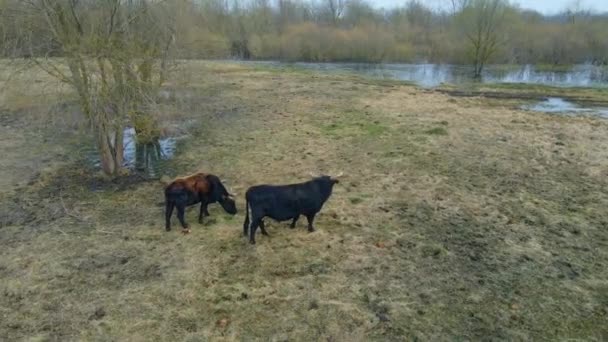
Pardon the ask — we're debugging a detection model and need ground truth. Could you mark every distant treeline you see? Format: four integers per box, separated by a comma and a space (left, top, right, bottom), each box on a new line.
2, 0, 607, 66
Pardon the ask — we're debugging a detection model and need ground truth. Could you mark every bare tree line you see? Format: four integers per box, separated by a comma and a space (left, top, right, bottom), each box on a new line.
3, 0, 608, 65
171, 0, 606, 67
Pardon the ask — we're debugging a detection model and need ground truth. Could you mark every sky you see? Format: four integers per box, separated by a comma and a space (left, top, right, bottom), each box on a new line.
371, 0, 608, 14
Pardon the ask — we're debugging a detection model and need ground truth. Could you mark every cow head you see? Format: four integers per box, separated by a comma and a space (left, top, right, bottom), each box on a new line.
219, 194, 237, 215
310, 172, 343, 185
208, 175, 238, 215
311, 172, 343, 196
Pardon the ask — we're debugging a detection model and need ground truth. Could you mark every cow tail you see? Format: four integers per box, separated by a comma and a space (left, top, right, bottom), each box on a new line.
243, 198, 250, 236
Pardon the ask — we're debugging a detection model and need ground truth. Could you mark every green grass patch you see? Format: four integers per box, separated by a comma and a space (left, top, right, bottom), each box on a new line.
349, 197, 364, 204
321, 110, 388, 138
424, 127, 448, 136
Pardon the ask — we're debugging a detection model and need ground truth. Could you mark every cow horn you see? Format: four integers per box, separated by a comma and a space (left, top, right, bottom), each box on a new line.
334, 171, 344, 178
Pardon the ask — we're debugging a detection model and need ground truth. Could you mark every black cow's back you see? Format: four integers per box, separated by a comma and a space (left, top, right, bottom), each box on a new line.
246, 180, 333, 221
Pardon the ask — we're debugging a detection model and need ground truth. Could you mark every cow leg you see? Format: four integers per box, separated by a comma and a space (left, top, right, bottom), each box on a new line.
306, 214, 316, 232
176, 204, 189, 230
249, 218, 262, 244
165, 201, 175, 231
259, 219, 269, 236
198, 199, 208, 224
243, 215, 249, 236
290, 215, 299, 229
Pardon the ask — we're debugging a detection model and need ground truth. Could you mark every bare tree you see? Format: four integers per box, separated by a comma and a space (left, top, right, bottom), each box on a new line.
10, 0, 175, 176
449, 0, 471, 14
325, 0, 346, 25
457, 0, 508, 78
564, 0, 591, 24
277, 0, 311, 32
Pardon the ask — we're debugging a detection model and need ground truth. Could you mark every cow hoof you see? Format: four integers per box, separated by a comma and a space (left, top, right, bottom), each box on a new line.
249, 240, 256, 245
308, 229, 315, 233
181, 229, 191, 235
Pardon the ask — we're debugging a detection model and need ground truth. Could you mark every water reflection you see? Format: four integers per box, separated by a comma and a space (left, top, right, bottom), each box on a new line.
489, 64, 607, 87
250, 61, 608, 88
123, 127, 176, 177
89, 127, 177, 177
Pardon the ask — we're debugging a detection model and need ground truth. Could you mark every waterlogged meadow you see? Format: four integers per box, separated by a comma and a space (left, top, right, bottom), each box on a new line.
1, 61, 608, 340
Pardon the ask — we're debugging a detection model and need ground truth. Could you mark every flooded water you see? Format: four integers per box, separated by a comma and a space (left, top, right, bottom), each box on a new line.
90, 127, 178, 177
523, 98, 608, 118
250, 61, 608, 88
123, 128, 177, 177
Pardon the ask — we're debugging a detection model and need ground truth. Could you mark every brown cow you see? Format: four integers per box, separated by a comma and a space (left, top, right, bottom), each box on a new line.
164, 172, 237, 232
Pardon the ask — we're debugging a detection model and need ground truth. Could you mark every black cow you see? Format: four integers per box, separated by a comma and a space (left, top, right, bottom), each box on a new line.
243, 174, 341, 244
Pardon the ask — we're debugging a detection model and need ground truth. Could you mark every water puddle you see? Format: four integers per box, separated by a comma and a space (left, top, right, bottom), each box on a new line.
523, 97, 608, 118
90, 127, 180, 177
123, 128, 177, 177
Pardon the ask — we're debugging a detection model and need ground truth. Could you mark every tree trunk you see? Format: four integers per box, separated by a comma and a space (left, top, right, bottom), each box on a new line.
95, 119, 124, 176
113, 123, 124, 172
474, 61, 483, 79
96, 124, 117, 175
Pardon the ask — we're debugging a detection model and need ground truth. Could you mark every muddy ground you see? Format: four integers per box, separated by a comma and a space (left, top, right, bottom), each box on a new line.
1, 61, 607, 340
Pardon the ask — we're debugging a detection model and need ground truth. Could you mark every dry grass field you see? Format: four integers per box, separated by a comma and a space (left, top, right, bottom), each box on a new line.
1, 61, 608, 341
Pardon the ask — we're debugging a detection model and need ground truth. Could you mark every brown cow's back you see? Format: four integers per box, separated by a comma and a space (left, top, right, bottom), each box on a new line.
166, 172, 211, 194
